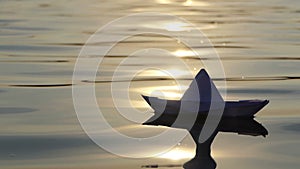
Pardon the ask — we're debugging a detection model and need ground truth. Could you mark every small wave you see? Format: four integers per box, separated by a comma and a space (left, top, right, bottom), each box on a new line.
181, 56, 300, 61
0, 107, 37, 114
10, 84, 72, 88
0, 60, 69, 63
282, 123, 300, 133
82, 76, 300, 83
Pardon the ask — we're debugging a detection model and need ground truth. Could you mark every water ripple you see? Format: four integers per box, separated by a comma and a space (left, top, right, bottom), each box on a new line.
0, 60, 69, 63
0, 134, 93, 159
0, 45, 74, 52
282, 123, 300, 133
82, 75, 300, 83
9, 84, 72, 88
0, 107, 37, 114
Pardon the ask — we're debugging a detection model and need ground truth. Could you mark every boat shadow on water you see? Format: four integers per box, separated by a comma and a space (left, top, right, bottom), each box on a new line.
142, 114, 268, 169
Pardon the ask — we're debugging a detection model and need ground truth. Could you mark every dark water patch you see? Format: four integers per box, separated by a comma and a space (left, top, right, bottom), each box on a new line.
42, 42, 85, 46
0, 107, 37, 114
229, 19, 283, 24
45, 40, 173, 46
193, 19, 283, 24
97, 54, 300, 61
85, 54, 163, 60
0, 32, 28, 37
82, 31, 94, 35
0, 134, 94, 159
0, 45, 74, 52
221, 76, 300, 81
45, 40, 158, 46
84, 37, 249, 49
120, 63, 150, 66
0, 19, 24, 23
0, 60, 69, 63
51, 13, 76, 17
233, 57, 300, 61
10, 84, 72, 88
189, 8, 220, 13
215, 45, 249, 49
183, 56, 300, 61
227, 89, 294, 95
104, 55, 129, 58
82, 77, 190, 83
39, 3, 50, 8
142, 164, 181, 168
193, 45, 250, 49
282, 123, 300, 133
6, 54, 74, 58
82, 54, 123, 58
83, 76, 300, 83
2, 26, 52, 31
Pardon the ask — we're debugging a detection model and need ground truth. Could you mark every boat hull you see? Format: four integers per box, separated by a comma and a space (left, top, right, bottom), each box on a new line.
142, 95, 269, 117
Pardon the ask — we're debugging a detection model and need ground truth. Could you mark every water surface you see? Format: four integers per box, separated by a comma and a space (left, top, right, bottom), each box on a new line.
0, 0, 299, 168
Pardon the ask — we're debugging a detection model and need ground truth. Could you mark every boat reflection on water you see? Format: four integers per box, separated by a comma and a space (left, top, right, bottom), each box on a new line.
142, 114, 268, 169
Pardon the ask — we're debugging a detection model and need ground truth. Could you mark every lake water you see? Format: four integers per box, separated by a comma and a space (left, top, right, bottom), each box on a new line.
0, 0, 299, 168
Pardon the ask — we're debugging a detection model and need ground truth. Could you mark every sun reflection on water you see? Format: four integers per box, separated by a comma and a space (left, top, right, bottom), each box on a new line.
139, 69, 188, 78
158, 148, 194, 161
136, 85, 186, 100
163, 21, 190, 32
156, 0, 209, 7
143, 20, 191, 32
173, 49, 197, 58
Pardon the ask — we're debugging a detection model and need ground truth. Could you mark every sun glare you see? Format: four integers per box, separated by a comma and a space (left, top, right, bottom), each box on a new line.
183, 0, 193, 6
163, 22, 189, 32
183, 0, 209, 7
156, 0, 172, 4
138, 69, 188, 78
173, 49, 197, 57
158, 148, 194, 161
156, 0, 209, 7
